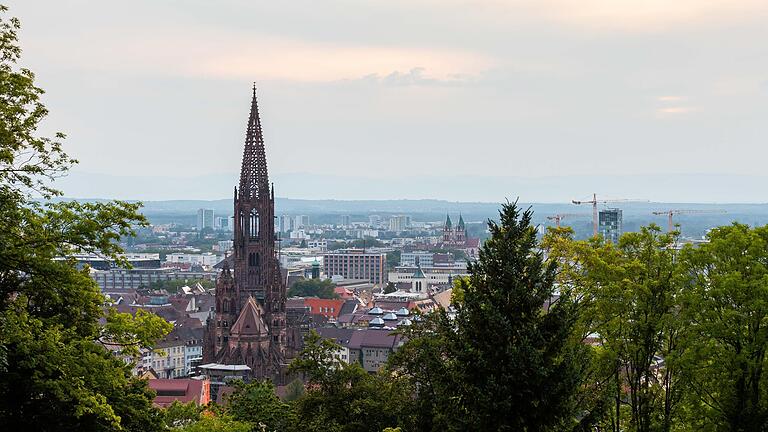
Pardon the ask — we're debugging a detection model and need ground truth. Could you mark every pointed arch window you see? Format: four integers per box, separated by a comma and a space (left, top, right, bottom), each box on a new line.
249, 209, 260, 239
248, 252, 259, 267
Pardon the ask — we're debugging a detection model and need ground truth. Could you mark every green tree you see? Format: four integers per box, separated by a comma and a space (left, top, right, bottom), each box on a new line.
543, 225, 686, 432
283, 378, 305, 402
677, 223, 768, 430
288, 279, 338, 299
391, 202, 586, 431
0, 7, 171, 431
386, 250, 401, 269
289, 331, 406, 432
383, 282, 397, 294
225, 380, 294, 431
175, 415, 251, 432
162, 401, 203, 429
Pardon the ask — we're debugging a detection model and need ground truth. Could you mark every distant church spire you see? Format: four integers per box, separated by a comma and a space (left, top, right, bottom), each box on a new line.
239, 86, 269, 199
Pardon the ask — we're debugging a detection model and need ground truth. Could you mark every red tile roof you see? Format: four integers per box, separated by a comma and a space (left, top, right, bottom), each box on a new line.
304, 298, 345, 320
148, 378, 210, 407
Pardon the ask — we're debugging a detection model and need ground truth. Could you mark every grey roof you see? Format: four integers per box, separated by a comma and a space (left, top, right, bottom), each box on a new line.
369, 317, 385, 327
383, 312, 397, 321
360, 328, 401, 349
369, 306, 384, 315
339, 299, 359, 315
317, 327, 355, 346
412, 266, 426, 279
396, 307, 410, 316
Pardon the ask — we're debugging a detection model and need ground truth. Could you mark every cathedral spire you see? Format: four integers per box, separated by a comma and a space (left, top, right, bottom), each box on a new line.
239, 85, 269, 199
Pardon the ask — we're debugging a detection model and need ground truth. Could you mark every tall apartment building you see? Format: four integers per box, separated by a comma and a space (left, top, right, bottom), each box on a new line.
279, 215, 294, 232
340, 215, 352, 227
599, 208, 623, 243
388, 215, 411, 232
323, 249, 386, 285
215, 216, 230, 230
369, 215, 382, 228
295, 215, 310, 229
197, 209, 215, 231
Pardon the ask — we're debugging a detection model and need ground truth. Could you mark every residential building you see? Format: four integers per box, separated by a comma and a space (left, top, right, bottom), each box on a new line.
388, 215, 410, 232
216, 240, 234, 252
368, 215, 382, 228
279, 215, 294, 232
340, 215, 351, 227
303, 298, 345, 321
152, 333, 187, 379
295, 215, 310, 229
197, 209, 215, 231
215, 216, 230, 230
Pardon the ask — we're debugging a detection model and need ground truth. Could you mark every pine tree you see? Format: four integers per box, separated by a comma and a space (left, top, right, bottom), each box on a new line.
392, 201, 585, 431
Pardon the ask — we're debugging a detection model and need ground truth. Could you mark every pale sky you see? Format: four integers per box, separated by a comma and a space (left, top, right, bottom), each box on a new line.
8, 1, 768, 201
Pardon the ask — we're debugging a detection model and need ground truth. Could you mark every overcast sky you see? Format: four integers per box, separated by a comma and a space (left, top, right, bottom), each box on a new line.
8, 1, 768, 201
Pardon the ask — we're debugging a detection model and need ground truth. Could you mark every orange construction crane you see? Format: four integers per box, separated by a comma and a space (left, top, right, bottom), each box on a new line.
652, 209, 727, 232
572, 193, 648, 237
546, 213, 589, 228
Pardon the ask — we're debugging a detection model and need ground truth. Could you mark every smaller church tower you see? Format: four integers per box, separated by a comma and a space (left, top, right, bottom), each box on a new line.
443, 214, 453, 243
455, 214, 466, 244
212, 263, 237, 359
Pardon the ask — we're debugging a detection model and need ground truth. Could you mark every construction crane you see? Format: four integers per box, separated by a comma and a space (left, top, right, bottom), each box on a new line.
652, 209, 727, 232
572, 193, 648, 237
546, 213, 589, 228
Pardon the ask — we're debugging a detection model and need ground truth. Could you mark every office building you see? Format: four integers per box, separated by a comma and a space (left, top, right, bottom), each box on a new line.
323, 249, 386, 285
400, 251, 434, 267
599, 208, 623, 243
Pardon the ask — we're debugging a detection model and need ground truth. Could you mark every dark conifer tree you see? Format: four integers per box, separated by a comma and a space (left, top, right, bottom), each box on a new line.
392, 201, 585, 431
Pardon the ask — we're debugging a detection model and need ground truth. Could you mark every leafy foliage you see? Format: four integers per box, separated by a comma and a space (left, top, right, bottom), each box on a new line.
288, 278, 338, 299
0, 6, 171, 431
543, 225, 685, 432
289, 330, 406, 432
677, 223, 768, 430
225, 380, 294, 431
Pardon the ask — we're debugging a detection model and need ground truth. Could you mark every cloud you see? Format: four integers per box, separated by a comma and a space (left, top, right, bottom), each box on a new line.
657, 96, 685, 102
656, 106, 697, 116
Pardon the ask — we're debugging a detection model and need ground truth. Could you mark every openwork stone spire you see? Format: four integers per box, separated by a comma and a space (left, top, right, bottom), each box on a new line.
239, 84, 269, 199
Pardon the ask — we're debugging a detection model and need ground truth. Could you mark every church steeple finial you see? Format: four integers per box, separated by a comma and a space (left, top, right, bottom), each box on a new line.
239, 85, 269, 199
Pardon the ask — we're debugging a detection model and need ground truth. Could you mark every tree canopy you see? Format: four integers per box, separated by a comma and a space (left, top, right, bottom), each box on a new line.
0, 6, 171, 430
288, 278, 338, 299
